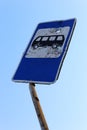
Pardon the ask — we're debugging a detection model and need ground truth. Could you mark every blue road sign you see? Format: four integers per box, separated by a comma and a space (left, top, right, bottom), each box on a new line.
13, 18, 76, 84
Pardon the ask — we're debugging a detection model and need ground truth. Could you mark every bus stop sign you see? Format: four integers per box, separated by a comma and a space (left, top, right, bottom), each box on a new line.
13, 18, 76, 84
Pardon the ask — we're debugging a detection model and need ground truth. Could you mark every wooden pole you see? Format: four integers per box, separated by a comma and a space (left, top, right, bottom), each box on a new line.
29, 83, 49, 130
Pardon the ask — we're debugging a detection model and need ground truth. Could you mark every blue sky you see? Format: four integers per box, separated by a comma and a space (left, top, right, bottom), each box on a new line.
0, 0, 87, 130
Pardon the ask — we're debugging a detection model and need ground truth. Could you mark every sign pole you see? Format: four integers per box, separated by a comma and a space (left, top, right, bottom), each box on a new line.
29, 83, 49, 130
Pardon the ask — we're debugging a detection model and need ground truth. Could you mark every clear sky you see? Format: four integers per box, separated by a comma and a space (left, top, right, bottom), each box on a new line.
0, 0, 87, 130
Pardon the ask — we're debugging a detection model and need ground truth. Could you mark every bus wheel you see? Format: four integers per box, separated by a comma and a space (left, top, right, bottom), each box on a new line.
52, 43, 57, 49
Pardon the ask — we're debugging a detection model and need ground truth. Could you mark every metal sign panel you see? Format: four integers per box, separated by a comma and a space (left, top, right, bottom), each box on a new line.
13, 18, 76, 84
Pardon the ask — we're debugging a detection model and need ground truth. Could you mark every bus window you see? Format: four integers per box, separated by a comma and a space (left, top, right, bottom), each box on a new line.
49, 36, 56, 41
36, 37, 41, 41
42, 37, 48, 41
57, 36, 63, 41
